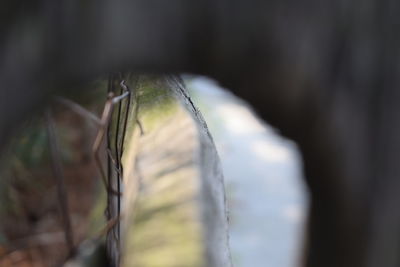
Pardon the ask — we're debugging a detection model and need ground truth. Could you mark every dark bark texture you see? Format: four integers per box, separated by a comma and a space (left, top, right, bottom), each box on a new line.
1, 1, 400, 266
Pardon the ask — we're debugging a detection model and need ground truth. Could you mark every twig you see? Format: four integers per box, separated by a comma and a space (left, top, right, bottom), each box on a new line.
54, 97, 102, 125
96, 214, 124, 239
45, 109, 75, 255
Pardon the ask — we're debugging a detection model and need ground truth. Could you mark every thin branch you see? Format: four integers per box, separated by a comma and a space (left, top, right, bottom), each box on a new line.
55, 97, 102, 125
45, 109, 75, 255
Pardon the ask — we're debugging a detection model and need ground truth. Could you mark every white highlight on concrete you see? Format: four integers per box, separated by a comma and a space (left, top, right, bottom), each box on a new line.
188, 76, 309, 267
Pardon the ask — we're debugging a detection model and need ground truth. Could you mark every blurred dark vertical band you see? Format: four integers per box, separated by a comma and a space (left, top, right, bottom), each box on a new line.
1, 0, 400, 266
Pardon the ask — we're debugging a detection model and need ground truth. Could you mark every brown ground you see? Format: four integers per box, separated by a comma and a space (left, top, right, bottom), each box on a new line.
0, 104, 104, 267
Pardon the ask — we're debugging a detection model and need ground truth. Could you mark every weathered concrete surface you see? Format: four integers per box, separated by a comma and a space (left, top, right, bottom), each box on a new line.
120, 76, 232, 267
